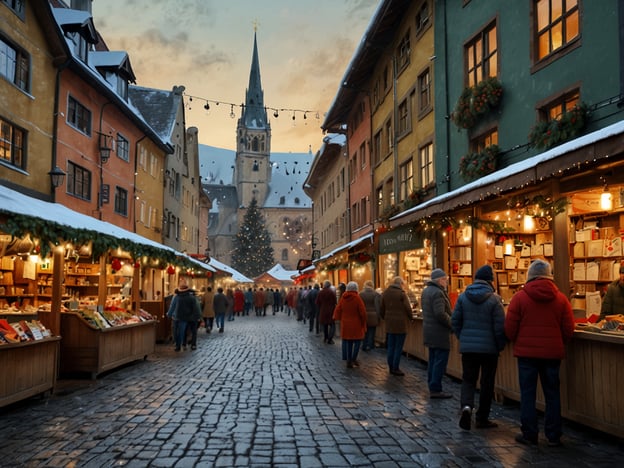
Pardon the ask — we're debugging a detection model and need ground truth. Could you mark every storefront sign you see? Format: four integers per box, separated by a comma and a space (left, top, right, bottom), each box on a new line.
570, 193, 602, 214
378, 224, 423, 254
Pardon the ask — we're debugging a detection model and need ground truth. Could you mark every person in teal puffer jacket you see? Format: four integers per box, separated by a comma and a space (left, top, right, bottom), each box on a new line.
452, 265, 506, 431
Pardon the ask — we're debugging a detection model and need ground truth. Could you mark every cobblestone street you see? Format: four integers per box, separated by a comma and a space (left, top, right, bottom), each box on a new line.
1, 313, 622, 467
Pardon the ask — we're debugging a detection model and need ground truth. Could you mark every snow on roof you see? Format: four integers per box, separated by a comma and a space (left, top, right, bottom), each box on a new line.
314, 233, 374, 263
258, 263, 299, 282
89, 50, 128, 68
198, 145, 312, 209
394, 118, 624, 221
208, 257, 253, 283
129, 85, 180, 145
51, 7, 92, 27
0, 184, 214, 271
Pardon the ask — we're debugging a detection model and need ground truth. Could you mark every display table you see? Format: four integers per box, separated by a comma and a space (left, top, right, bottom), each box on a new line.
59, 312, 156, 379
379, 317, 624, 438
0, 337, 60, 407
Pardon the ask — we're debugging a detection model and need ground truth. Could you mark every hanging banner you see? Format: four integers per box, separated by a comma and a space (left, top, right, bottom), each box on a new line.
378, 224, 423, 254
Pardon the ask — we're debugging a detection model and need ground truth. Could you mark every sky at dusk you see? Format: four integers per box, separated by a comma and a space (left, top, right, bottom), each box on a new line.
90, 0, 380, 153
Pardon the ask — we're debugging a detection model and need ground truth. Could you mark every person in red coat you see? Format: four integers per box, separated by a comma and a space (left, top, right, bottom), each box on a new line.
233, 288, 245, 318
333, 281, 367, 368
505, 259, 574, 447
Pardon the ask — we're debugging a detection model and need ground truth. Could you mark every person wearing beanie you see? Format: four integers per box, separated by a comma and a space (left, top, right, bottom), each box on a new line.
380, 276, 413, 376
505, 259, 574, 447
452, 265, 506, 430
599, 264, 624, 321
421, 269, 453, 398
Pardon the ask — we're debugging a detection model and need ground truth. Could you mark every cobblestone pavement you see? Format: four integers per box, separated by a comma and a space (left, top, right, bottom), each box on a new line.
1, 313, 622, 467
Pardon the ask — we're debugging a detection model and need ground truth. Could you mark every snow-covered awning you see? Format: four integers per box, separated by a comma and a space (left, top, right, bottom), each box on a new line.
392, 119, 624, 224
207, 257, 253, 283
254, 263, 299, 284
314, 233, 374, 264
0, 184, 213, 271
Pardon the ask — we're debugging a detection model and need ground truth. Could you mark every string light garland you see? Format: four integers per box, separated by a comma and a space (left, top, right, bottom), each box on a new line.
184, 93, 321, 122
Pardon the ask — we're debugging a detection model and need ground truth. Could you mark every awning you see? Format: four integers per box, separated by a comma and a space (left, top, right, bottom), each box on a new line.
207, 257, 253, 283
254, 263, 299, 284
392, 119, 624, 225
0, 183, 214, 271
314, 233, 374, 263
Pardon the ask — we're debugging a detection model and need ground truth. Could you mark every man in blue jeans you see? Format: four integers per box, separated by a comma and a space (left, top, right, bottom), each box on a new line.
421, 268, 453, 398
505, 259, 574, 446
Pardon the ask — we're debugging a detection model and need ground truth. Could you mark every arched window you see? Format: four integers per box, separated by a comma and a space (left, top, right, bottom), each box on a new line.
252, 137, 259, 151
281, 249, 289, 261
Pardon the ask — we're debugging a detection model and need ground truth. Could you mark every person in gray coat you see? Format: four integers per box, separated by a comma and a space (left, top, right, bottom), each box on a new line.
452, 265, 506, 430
421, 268, 453, 398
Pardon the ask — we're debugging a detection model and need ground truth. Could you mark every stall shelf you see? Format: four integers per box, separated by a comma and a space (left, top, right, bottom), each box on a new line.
0, 336, 60, 408
59, 312, 156, 379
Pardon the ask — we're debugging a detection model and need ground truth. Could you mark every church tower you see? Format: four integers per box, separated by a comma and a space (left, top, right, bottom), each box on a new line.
235, 32, 271, 208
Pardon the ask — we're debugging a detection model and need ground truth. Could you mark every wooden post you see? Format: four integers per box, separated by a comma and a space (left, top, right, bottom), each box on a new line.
50, 247, 64, 336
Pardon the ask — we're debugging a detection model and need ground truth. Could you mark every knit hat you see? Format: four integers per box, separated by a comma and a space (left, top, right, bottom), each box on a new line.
475, 265, 494, 282
431, 268, 447, 281
527, 259, 553, 281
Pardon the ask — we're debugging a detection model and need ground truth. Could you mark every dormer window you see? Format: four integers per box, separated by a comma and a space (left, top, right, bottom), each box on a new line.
279, 196, 285, 205
67, 31, 88, 63
104, 71, 128, 100
294, 197, 300, 205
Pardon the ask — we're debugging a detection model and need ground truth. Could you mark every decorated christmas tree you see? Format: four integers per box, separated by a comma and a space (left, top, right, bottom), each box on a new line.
231, 197, 275, 278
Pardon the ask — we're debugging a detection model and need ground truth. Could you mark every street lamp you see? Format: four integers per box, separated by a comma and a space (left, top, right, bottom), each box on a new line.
48, 166, 66, 189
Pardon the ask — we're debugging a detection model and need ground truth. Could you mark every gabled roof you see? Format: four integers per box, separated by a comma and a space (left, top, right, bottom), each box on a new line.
129, 85, 184, 145
322, 0, 412, 132
90, 50, 136, 82
51, 8, 98, 43
304, 133, 346, 194
254, 263, 298, 283
242, 32, 268, 130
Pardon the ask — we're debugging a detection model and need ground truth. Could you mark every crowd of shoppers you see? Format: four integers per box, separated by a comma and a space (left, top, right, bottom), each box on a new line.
167, 258, 574, 447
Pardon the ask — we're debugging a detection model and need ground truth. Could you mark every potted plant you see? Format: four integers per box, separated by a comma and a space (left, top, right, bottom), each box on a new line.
459, 145, 500, 182
451, 77, 503, 129
528, 103, 589, 150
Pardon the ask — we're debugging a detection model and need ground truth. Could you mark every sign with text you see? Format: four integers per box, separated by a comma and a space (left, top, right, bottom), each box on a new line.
378, 224, 423, 254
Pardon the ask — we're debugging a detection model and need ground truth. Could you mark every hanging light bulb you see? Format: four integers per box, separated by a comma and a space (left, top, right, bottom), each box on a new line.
274, 110, 279, 118
204, 102, 210, 110
230, 104, 235, 119
292, 112, 296, 121
601, 189, 613, 210
303, 112, 307, 120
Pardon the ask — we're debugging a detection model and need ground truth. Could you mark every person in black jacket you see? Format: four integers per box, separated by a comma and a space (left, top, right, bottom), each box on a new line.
169, 279, 201, 351
452, 265, 506, 430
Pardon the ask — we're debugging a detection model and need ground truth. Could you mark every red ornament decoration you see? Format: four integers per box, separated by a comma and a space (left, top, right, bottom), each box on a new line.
206, 271, 212, 277
166, 265, 176, 275
111, 258, 122, 272
134, 261, 140, 268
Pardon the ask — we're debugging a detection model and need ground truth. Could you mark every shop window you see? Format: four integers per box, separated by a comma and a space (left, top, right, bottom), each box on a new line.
396, 29, 411, 73
471, 128, 499, 152
534, 0, 580, 62
114, 186, 128, 216
67, 161, 91, 201
0, 116, 25, 169
419, 142, 434, 188
117, 134, 129, 162
418, 68, 432, 116
399, 158, 414, 202
67, 96, 92, 136
465, 21, 498, 87
0, 35, 29, 91
398, 99, 410, 137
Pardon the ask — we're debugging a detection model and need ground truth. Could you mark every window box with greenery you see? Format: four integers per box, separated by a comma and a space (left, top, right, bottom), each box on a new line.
527, 103, 589, 150
451, 77, 503, 129
459, 145, 500, 182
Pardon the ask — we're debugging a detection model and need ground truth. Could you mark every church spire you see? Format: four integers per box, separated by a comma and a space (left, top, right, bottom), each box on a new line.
242, 32, 268, 128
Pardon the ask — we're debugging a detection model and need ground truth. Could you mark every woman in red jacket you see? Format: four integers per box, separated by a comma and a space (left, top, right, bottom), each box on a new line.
333, 281, 367, 368
505, 259, 574, 447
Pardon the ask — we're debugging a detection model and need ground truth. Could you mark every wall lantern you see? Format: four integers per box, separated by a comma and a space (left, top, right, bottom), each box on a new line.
99, 133, 112, 164
48, 166, 66, 188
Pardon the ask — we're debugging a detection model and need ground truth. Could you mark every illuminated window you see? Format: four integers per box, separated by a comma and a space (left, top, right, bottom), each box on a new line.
465, 22, 498, 87
535, 0, 580, 61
